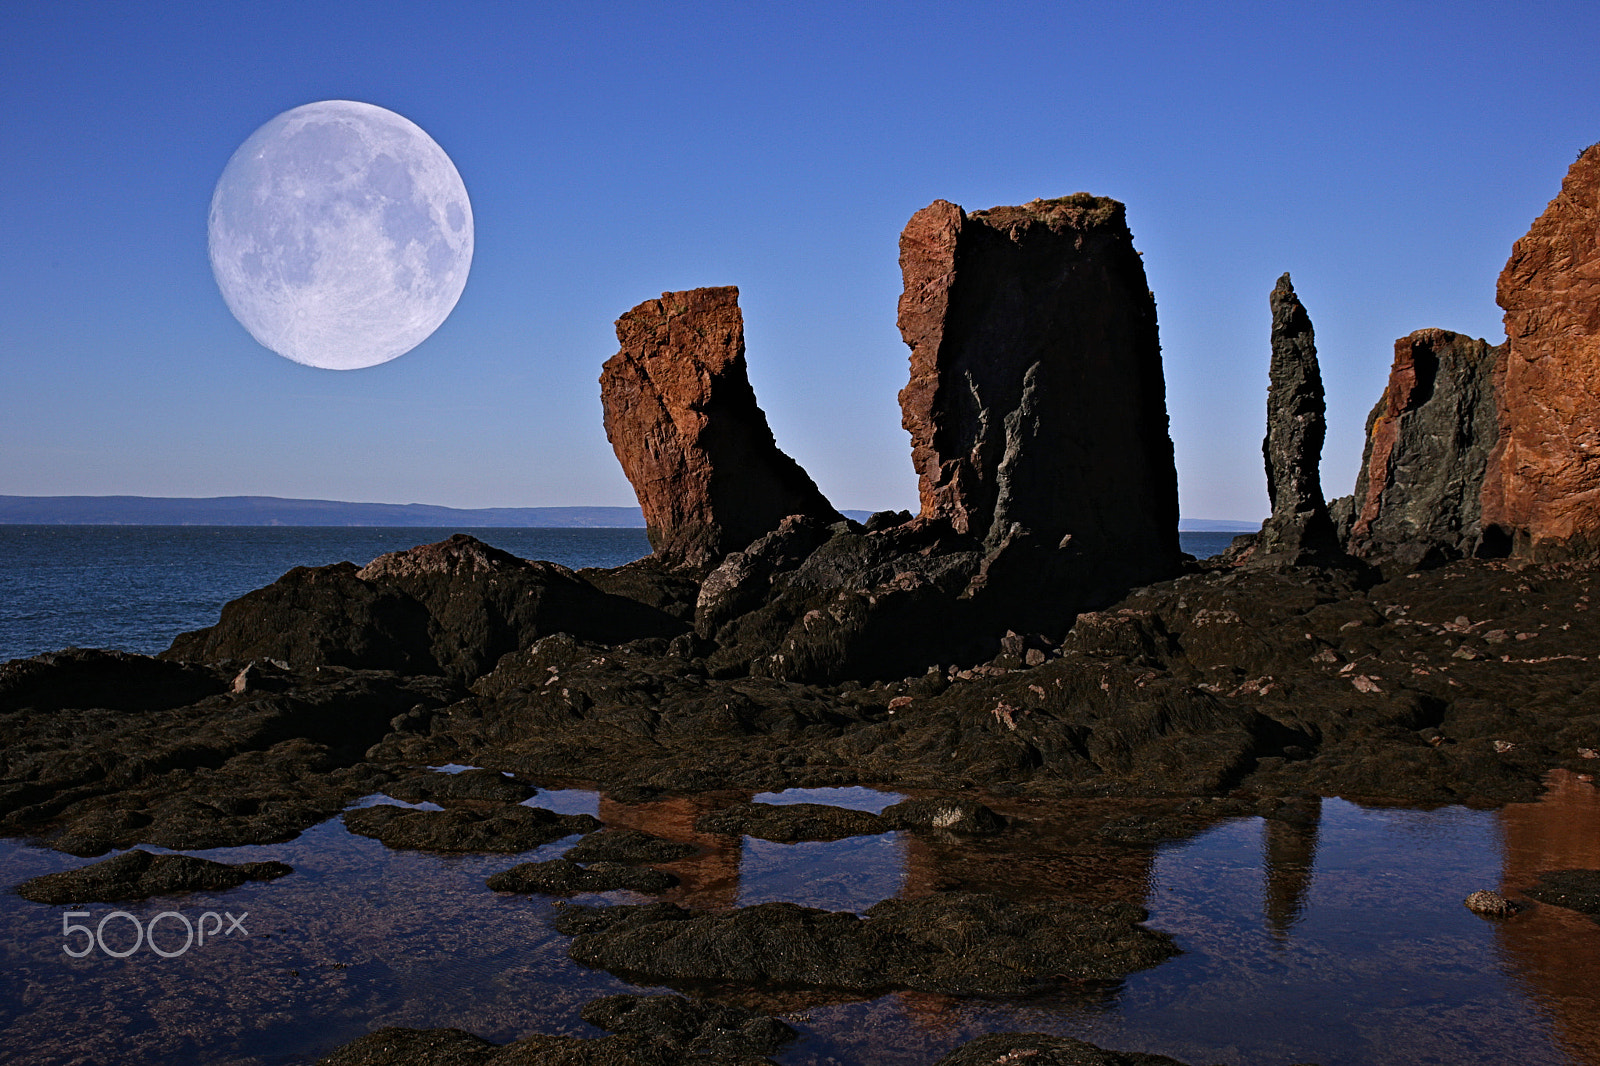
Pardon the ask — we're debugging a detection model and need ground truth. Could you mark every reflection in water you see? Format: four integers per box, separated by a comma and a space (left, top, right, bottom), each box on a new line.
0, 780, 1596, 1065
1262, 798, 1320, 940
1497, 771, 1600, 1064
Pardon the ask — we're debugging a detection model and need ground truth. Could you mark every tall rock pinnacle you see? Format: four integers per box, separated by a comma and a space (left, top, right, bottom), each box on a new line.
1482, 142, 1600, 560
599, 286, 840, 571
895, 195, 1180, 589
1256, 273, 1341, 562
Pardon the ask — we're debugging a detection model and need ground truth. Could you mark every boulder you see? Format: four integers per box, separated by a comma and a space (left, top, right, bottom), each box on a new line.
896, 195, 1180, 591
164, 534, 685, 680
1347, 328, 1504, 565
16, 849, 290, 904
1254, 273, 1342, 564
599, 286, 841, 571
1484, 143, 1600, 559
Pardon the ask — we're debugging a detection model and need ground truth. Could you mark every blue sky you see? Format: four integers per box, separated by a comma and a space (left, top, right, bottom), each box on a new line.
3, 2, 1597, 522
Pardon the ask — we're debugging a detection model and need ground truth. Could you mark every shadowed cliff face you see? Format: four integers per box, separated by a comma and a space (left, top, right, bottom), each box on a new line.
599, 286, 841, 573
895, 195, 1180, 586
1347, 329, 1504, 566
1485, 143, 1600, 561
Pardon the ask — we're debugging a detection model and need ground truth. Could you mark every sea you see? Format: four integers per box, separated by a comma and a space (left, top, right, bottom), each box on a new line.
0, 526, 1244, 663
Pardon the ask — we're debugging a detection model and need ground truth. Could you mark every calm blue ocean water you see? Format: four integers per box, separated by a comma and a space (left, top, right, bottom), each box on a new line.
0, 527, 1244, 663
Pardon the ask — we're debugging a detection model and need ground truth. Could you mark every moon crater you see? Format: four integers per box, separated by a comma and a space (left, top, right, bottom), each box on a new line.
208, 100, 473, 370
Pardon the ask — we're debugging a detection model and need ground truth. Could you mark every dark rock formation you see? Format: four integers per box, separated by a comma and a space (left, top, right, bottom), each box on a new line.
896, 196, 1180, 592
16, 849, 290, 904
879, 796, 1005, 835
564, 827, 698, 864
316, 993, 795, 1065
555, 891, 1177, 996
0, 648, 223, 713
163, 534, 685, 680
581, 993, 794, 1059
382, 767, 534, 805
485, 858, 676, 895
693, 801, 887, 842
1484, 143, 1600, 560
0, 658, 455, 855
934, 1033, 1200, 1066
342, 803, 600, 852
1346, 329, 1504, 566
1524, 869, 1600, 921
1253, 273, 1341, 564
599, 286, 841, 571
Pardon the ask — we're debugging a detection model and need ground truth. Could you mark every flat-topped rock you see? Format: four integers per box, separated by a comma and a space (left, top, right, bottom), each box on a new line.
896, 195, 1180, 592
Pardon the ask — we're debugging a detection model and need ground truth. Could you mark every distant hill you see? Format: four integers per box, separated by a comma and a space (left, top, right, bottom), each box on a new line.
0, 495, 648, 528
0, 495, 1249, 531
1177, 518, 1260, 532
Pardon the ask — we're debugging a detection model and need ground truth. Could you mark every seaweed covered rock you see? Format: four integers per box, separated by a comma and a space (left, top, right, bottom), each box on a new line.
1484, 143, 1600, 560
565, 828, 698, 864
317, 992, 795, 1065
1524, 869, 1600, 921
343, 803, 599, 852
600, 286, 841, 571
164, 534, 684, 680
485, 858, 676, 896
555, 891, 1176, 995
16, 849, 290, 904
0, 662, 455, 855
896, 196, 1180, 591
693, 801, 887, 842
934, 1033, 1202, 1066
581, 993, 794, 1057
383, 767, 535, 805
1347, 329, 1505, 566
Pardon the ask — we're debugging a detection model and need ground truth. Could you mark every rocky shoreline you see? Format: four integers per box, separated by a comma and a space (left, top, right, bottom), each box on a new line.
6, 150, 1600, 1065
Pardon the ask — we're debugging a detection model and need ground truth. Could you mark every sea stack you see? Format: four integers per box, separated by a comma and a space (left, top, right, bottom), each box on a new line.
895, 195, 1180, 588
1254, 273, 1342, 564
599, 286, 841, 571
1482, 143, 1600, 560
1346, 329, 1503, 565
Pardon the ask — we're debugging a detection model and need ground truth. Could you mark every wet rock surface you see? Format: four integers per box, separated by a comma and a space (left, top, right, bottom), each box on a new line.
343, 803, 600, 852
0, 659, 457, 855
694, 802, 888, 842
485, 858, 676, 896
16, 848, 291, 904
565, 827, 698, 864
555, 891, 1177, 996
383, 767, 535, 805
932, 1033, 1203, 1066
580, 993, 794, 1058
1524, 868, 1600, 920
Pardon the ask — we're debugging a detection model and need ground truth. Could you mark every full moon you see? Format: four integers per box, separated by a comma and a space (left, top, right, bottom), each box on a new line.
208, 100, 473, 370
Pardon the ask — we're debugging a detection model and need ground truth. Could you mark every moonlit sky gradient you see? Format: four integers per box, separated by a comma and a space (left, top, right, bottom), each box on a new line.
3, 3, 1598, 522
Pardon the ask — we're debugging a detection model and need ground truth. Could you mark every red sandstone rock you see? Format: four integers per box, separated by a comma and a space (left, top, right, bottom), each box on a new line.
600, 287, 840, 570
1484, 143, 1600, 559
896, 195, 1179, 582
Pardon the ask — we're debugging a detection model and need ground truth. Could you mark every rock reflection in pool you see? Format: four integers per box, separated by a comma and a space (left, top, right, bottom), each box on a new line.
0, 779, 1596, 1066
